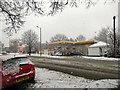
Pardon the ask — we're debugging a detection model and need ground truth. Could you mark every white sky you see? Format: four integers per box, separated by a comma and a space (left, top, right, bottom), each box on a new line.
0, 1, 118, 46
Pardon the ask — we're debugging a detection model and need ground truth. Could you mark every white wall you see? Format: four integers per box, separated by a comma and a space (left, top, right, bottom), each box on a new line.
88, 47, 100, 56
88, 46, 108, 56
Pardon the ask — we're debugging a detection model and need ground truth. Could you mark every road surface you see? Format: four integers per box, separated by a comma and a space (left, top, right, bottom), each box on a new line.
30, 56, 119, 80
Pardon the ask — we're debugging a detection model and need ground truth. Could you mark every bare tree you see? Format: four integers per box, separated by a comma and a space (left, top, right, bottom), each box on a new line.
0, 0, 44, 36
75, 34, 86, 41
22, 30, 39, 55
50, 34, 69, 42
9, 39, 19, 53
0, 0, 116, 35
68, 38, 75, 41
95, 27, 109, 43
108, 28, 120, 56
95, 27, 120, 56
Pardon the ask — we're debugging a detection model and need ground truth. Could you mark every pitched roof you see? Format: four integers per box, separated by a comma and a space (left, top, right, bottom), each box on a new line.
89, 41, 109, 48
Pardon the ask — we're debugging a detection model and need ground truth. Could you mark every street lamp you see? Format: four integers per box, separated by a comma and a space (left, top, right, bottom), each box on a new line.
113, 16, 116, 58
36, 26, 42, 56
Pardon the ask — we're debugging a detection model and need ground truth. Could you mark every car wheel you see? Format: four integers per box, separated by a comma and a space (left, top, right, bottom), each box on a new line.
29, 77, 35, 83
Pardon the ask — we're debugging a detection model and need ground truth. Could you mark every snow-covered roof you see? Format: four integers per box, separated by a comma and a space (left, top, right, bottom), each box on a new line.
89, 41, 109, 48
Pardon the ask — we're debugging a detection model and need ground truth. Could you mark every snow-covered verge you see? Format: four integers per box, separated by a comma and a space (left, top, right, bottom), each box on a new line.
8, 53, 68, 59
27, 54, 120, 61
7, 53, 120, 61
86, 79, 119, 88
82, 56, 119, 61
31, 54, 69, 59
29, 67, 119, 88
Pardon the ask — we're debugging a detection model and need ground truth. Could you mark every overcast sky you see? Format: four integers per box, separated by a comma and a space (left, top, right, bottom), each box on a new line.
0, 1, 118, 46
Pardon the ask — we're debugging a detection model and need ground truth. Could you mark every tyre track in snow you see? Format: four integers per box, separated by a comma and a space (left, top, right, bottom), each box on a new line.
30, 57, 119, 80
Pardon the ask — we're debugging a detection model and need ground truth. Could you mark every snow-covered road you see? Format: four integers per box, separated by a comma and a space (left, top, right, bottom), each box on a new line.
32, 68, 94, 88
28, 67, 119, 88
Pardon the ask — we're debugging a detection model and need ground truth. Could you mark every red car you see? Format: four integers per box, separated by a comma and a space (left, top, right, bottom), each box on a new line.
0, 54, 35, 89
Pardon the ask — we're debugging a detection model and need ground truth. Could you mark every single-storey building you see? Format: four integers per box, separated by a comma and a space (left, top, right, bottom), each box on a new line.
88, 41, 109, 56
48, 40, 96, 56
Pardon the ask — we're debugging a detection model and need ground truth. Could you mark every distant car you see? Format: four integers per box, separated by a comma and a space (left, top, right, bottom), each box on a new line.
1, 51, 7, 55
0, 54, 35, 89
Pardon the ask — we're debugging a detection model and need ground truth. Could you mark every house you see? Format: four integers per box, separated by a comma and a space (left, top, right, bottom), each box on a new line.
88, 41, 109, 56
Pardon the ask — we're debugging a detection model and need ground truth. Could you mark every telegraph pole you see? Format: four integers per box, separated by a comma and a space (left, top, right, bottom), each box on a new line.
113, 16, 116, 58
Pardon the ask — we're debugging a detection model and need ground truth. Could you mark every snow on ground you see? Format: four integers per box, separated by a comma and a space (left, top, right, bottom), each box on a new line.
82, 56, 119, 61
32, 67, 94, 88
32, 54, 120, 61
8, 53, 120, 61
29, 67, 119, 88
31, 54, 69, 59
8, 53, 68, 59
86, 79, 119, 88
29, 54, 120, 61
